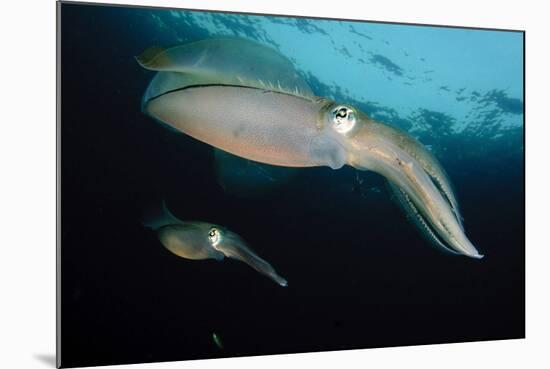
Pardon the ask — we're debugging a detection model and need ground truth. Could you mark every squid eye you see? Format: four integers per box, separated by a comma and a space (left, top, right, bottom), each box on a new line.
331, 106, 356, 133
208, 228, 221, 246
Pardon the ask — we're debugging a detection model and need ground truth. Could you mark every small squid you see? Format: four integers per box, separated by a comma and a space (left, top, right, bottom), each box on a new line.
143, 202, 288, 287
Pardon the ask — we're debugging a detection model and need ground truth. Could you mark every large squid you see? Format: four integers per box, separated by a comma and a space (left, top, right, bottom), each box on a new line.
137, 38, 483, 259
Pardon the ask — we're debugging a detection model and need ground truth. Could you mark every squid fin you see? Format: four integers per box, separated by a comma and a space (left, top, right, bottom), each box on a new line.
135, 46, 170, 71
138, 39, 315, 100
142, 200, 183, 230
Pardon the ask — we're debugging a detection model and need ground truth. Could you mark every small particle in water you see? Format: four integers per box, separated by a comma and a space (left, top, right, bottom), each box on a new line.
369, 187, 382, 194
212, 332, 224, 350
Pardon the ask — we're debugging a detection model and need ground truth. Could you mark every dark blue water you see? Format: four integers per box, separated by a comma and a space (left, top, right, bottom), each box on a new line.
60, 2, 524, 367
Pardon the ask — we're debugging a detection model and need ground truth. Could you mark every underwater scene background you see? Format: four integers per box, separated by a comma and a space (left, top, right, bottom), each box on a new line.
60, 2, 524, 367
